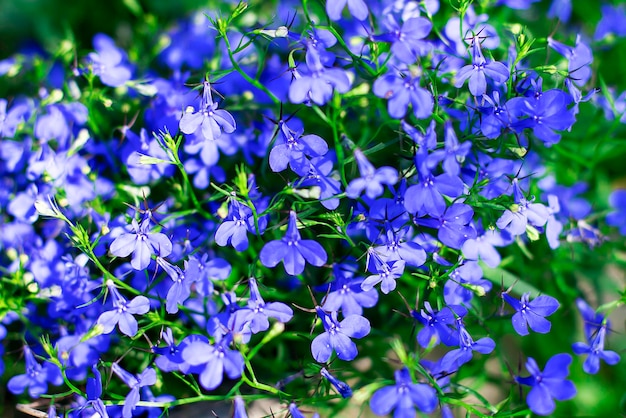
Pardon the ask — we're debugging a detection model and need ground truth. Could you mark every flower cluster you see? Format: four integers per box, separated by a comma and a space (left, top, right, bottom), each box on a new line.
0, 0, 624, 417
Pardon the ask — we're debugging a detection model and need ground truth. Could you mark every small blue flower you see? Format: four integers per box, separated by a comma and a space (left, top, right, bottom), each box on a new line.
179, 79, 236, 141
572, 323, 620, 374
502, 292, 559, 336
326, 0, 368, 21
87, 34, 133, 87
440, 320, 495, 371
373, 71, 434, 119
111, 364, 157, 418
181, 332, 244, 391
96, 280, 151, 337
369, 367, 438, 416
346, 149, 399, 200
454, 40, 509, 97
259, 211, 327, 275
109, 215, 173, 270
311, 307, 370, 362
320, 367, 352, 398
231, 278, 293, 343
515, 353, 577, 416
7, 346, 63, 398
84, 366, 108, 418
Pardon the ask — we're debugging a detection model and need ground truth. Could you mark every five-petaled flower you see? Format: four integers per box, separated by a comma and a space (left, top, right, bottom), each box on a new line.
110, 215, 173, 270
515, 353, 577, 416
259, 210, 327, 275
502, 291, 559, 336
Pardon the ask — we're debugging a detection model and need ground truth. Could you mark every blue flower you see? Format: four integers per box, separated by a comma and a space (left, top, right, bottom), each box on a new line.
96, 280, 151, 337
320, 367, 352, 398
320, 261, 378, 317
572, 299, 620, 374
376, 16, 433, 63
259, 210, 327, 275
595, 4, 626, 41
346, 149, 399, 200
454, 39, 509, 96
289, 402, 320, 418
111, 364, 157, 418
515, 353, 577, 416
296, 154, 342, 210
440, 319, 495, 371
361, 248, 405, 294
179, 79, 236, 141
373, 71, 434, 119
109, 215, 173, 270
289, 50, 351, 106
572, 323, 620, 374
84, 366, 108, 418
311, 307, 370, 362
502, 292, 559, 336
231, 278, 293, 343
233, 396, 248, 418
269, 121, 328, 175
87, 34, 133, 87
606, 189, 626, 235
414, 302, 460, 348
181, 332, 244, 391
326, 0, 368, 21
369, 367, 438, 416
8, 346, 63, 398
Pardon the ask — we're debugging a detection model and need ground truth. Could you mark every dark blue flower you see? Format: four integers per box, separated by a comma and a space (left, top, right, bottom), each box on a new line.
84, 365, 108, 418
